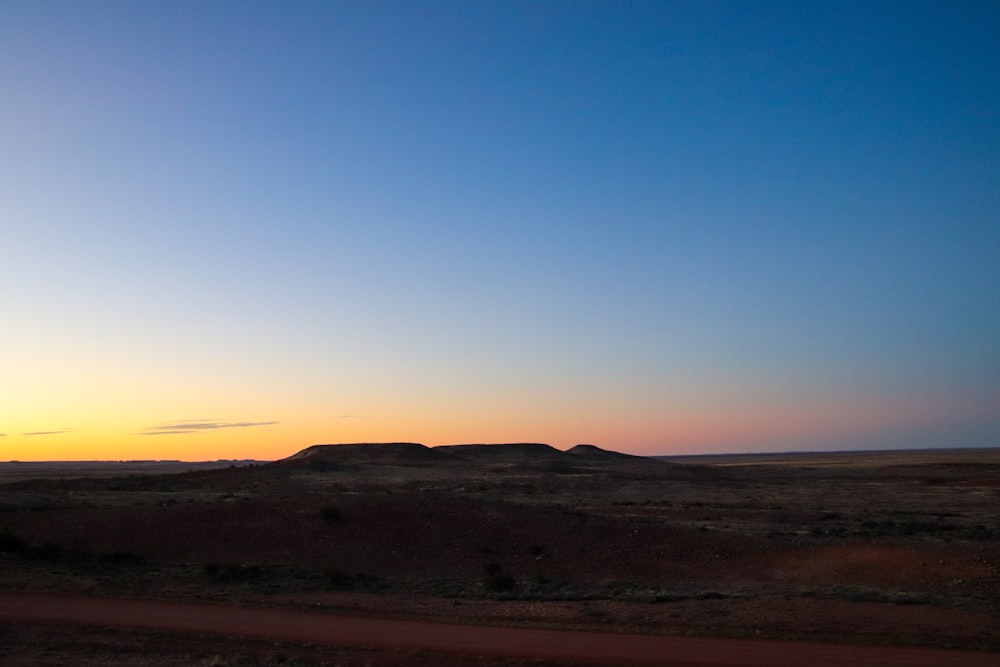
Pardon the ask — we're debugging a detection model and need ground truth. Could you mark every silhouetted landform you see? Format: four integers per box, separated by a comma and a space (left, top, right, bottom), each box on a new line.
272, 442, 666, 473
3, 447, 999, 655
567, 443, 650, 461
279, 442, 456, 468
437, 443, 565, 464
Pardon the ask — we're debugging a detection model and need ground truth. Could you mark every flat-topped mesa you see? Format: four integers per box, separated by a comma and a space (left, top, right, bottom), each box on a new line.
274, 442, 456, 467
272, 441, 667, 472
433, 443, 565, 463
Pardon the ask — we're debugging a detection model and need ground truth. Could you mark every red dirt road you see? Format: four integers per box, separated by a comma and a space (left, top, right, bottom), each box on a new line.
1, 593, 997, 666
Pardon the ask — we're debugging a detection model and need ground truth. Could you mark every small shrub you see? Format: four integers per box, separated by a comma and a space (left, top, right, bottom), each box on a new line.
320, 504, 343, 524
62, 547, 95, 564
324, 568, 385, 590
485, 561, 503, 576
23, 542, 62, 560
100, 550, 143, 565
353, 572, 383, 588
0, 530, 26, 553
528, 544, 545, 557
697, 591, 728, 600
204, 561, 259, 581
486, 574, 516, 593
326, 567, 353, 588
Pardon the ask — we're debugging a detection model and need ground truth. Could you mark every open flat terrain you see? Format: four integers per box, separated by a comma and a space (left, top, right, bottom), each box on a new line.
2, 444, 999, 665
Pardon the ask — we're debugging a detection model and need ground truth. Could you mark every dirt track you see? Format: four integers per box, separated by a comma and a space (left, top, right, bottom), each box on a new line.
2, 593, 998, 666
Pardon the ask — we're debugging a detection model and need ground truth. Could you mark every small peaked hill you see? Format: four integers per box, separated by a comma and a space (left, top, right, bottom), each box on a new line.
274, 443, 456, 467
567, 444, 649, 461
434, 443, 565, 464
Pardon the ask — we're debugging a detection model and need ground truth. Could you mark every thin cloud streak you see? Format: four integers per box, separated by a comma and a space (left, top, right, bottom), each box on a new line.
142, 420, 279, 436
22, 429, 77, 436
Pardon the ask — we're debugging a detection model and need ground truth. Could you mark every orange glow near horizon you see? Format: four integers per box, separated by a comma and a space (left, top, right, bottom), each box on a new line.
3, 388, 994, 462
2, 4, 997, 468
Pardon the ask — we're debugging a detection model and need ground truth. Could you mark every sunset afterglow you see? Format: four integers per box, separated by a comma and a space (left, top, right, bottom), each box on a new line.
3, 2, 998, 461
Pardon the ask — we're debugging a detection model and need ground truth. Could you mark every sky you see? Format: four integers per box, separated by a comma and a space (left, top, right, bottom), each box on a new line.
2, 1, 998, 461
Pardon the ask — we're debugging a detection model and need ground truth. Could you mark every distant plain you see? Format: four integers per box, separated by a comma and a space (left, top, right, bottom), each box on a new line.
1, 444, 998, 665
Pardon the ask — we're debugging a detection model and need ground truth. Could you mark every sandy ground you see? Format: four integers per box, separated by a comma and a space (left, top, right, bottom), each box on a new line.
3, 592, 999, 667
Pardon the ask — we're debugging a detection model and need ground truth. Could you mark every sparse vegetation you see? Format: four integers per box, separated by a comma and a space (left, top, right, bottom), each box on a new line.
204, 562, 261, 582
485, 573, 516, 593
828, 586, 934, 606
99, 550, 143, 565
325, 567, 352, 588
1, 445, 999, 654
323, 567, 385, 591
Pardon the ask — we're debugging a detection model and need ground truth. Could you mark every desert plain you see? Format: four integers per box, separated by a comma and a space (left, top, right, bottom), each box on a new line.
1, 443, 999, 665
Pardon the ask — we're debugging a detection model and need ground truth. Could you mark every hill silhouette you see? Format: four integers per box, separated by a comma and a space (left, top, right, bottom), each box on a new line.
271, 442, 667, 473
275, 442, 456, 468
436, 443, 565, 464
567, 443, 649, 461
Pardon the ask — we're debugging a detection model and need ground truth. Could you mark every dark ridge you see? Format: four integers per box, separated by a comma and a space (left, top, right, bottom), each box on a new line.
271, 442, 673, 474
566, 444, 651, 461
434, 443, 565, 463
273, 443, 457, 467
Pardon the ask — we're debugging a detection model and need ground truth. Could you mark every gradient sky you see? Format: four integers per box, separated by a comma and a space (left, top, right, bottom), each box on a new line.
3, 1, 998, 461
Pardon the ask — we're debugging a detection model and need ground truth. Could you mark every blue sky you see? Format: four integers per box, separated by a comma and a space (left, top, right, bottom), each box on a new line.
2, 1, 998, 460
